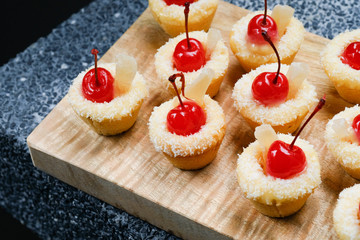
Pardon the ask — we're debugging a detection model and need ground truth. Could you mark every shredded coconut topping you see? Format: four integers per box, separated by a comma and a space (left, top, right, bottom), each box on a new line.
155, 31, 229, 92
321, 29, 360, 87
232, 63, 318, 126
67, 63, 148, 122
236, 134, 321, 205
148, 95, 226, 157
149, 0, 218, 24
325, 105, 360, 169
230, 11, 305, 68
333, 184, 360, 240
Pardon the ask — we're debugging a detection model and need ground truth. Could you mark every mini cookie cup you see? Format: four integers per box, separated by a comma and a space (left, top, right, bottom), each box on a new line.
148, 95, 226, 170
68, 63, 148, 136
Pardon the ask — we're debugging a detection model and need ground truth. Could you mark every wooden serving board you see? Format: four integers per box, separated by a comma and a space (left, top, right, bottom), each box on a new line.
27, 1, 358, 239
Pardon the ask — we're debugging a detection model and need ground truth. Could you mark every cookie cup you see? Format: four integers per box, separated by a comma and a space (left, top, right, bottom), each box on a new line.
325, 105, 360, 179
68, 63, 148, 136
155, 30, 229, 98
321, 29, 360, 104
236, 134, 321, 217
232, 63, 318, 134
149, 0, 219, 37
333, 184, 360, 240
230, 11, 305, 72
148, 95, 226, 170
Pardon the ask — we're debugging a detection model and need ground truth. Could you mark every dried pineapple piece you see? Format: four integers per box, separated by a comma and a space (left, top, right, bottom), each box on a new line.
115, 53, 137, 94
271, 5, 294, 37
185, 68, 214, 106
206, 28, 221, 59
286, 62, 309, 99
255, 124, 278, 149
332, 118, 358, 143
255, 125, 278, 167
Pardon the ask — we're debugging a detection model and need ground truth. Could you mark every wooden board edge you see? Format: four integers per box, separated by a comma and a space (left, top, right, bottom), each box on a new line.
28, 145, 232, 240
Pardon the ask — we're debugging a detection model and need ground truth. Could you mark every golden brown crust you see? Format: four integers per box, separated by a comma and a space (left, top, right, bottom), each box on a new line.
241, 108, 308, 134
250, 193, 310, 218
78, 99, 143, 136
149, 0, 219, 37
163, 140, 222, 170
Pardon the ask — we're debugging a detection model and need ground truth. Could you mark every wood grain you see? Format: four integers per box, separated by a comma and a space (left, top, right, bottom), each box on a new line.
27, 1, 357, 239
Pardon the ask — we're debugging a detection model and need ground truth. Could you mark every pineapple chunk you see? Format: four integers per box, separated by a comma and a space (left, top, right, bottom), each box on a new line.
271, 5, 294, 37
206, 28, 222, 59
255, 125, 278, 166
286, 62, 309, 99
115, 53, 137, 94
185, 68, 214, 106
332, 118, 358, 143
255, 124, 278, 149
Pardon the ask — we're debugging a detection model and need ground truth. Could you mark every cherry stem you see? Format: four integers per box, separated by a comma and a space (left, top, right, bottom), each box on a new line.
184, 2, 191, 50
289, 95, 326, 149
262, 0, 267, 25
91, 48, 100, 86
169, 73, 186, 108
261, 30, 280, 84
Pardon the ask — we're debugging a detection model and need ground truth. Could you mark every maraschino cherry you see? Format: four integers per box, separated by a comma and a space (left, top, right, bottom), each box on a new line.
266, 96, 326, 179
164, 0, 195, 6
340, 42, 360, 70
82, 49, 114, 103
247, 0, 279, 45
352, 114, 360, 142
166, 73, 206, 136
252, 31, 289, 106
172, 2, 206, 72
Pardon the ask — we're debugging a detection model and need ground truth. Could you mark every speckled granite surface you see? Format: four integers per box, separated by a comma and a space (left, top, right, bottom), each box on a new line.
0, 0, 359, 239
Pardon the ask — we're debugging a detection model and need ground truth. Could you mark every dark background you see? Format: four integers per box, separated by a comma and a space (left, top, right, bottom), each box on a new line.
1, 0, 93, 238
1, 0, 93, 66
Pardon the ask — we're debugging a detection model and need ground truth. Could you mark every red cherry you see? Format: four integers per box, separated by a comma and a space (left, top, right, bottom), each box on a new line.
82, 68, 114, 103
352, 114, 360, 142
164, 0, 195, 6
340, 42, 360, 70
252, 72, 289, 106
266, 96, 326, 179
166, 73, 206, 136
247, 14, 279, 45
82, 49, 114, 103
172, 2, 206, 72
251, 31, 288, 106
266, 140, 306, 179
173, 38, 206, 72
167, 100, 206, 136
